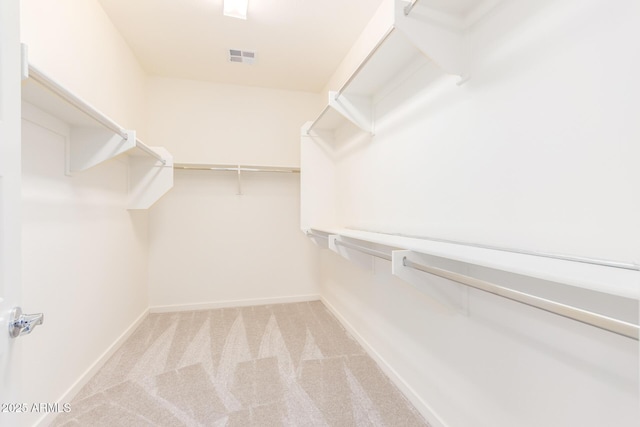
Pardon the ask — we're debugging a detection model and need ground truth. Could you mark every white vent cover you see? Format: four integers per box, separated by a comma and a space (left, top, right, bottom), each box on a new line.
229, 49, 256, 64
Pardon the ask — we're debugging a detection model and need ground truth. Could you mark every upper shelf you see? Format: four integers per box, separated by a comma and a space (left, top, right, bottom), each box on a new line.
22, 64, 169, 170
21, 63, 174, 210
304, 0, 501, 136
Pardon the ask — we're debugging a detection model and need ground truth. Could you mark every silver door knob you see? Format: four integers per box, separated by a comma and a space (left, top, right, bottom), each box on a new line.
8, 307, 44, 338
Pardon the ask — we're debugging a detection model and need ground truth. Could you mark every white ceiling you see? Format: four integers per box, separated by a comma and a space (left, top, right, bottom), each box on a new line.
97, 0, 385, 93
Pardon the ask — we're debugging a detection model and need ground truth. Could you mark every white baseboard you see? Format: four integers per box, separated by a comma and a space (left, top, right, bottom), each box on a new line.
320, 297, 448, 427
35, 309, 150, 427
149, 294, 321, 313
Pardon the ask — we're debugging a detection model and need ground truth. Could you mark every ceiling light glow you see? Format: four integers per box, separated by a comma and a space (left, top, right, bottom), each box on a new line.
223, 0, 248, 20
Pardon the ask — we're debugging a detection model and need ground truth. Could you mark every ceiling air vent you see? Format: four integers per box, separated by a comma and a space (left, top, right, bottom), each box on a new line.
229, 49, 256, 64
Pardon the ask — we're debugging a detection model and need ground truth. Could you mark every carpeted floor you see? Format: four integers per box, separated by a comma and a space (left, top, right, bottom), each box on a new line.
52, 301, 427, 426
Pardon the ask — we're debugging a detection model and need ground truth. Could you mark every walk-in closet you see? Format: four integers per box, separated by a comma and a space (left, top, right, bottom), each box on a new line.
1, 0, 638, 426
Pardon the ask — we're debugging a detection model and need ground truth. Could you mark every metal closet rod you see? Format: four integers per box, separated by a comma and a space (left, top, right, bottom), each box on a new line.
136, 139, 166, 165
174, 163, 300, 173
306, 231, 329, 240
325, 237, 639, 340
306, 105, 332, 135
402, 257, 639, 341
404, 0, 420, 16
334, 239, 392, 261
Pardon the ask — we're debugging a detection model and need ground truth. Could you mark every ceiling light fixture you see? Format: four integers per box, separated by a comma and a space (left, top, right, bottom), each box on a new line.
223, 0, 248, 20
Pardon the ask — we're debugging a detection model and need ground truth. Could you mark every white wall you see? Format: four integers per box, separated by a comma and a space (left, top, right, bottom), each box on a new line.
149, 170, 319, 309
146, 76, 322, 166
20, 0, 147, 136
20, 1, 150, 426
147, 77, 321, 310
313, 0, 640, 426
21, 108, 149, 427
0, 1, 23, 425
331, 0, 640, 262
321, 252, 638, 427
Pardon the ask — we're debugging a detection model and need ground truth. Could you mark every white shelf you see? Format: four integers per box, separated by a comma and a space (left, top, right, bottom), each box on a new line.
21, 64, 174, 210
301, 1, 639, 340
340, 28, 428, 102
307, 227, 640, 300
305, 0, 498, 137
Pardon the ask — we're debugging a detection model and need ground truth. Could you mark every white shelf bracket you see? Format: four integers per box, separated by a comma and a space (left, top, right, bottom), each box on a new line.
329, 235, 380, 272
20, 44, 29, 81
304, 229, 330, 248
330, 91, 374, 135
127, 147, 174, 210
67, 128, 135, 174
457, 74, 471, 86
394, 0, 468, 79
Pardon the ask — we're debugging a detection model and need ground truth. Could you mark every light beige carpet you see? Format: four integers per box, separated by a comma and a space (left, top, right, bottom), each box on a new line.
53, 301, 427, 426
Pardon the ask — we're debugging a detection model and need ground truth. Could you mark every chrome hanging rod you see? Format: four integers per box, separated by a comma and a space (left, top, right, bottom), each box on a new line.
318, 235, 638, 339
404, 0, 420, 16
135, 139, 166, 165
402, 257, 639, 340
305, 230, 329, 240
306, 105, 332, 135
28, 64, 129, 141
334, 239, 393, 261
174, 163, 300, 173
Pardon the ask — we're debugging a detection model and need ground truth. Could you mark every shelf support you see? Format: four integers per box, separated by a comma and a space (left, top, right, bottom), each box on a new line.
21, 44, 29, 81
328, 91, 374, 135
67, 128, 136, 173
404, 0, 420, 16
395, 0, 467, 78
127, 147, 174, 210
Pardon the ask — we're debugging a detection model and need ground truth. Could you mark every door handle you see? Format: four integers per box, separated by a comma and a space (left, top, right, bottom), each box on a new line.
8, 307, 44, 338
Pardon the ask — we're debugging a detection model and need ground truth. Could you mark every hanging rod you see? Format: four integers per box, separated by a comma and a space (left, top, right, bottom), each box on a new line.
174, 163, 300, 173
402, 257, 639, 340
404, 0, 420, 16
306, 105, 332, 135
320, 236, 638, 340
28, 64, 129, 141
334, 239, 392, 261
305, 230, 329, 239
135, 139, 167, 165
